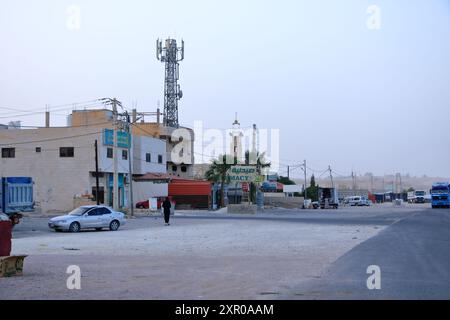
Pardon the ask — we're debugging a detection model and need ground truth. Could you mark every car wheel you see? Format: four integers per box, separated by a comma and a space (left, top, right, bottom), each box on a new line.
69, 222, 80, 233
95, 228, 103, 231
109, 220, 120, 231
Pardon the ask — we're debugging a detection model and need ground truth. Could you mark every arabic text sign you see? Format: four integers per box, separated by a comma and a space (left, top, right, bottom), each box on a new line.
228, 166, 257, 182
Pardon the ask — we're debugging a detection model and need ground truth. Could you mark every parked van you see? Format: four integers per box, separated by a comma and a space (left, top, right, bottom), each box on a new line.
348, 196, 371, 206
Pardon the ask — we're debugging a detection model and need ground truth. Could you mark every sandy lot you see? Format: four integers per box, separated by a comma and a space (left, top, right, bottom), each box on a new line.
0, 209, 391, 300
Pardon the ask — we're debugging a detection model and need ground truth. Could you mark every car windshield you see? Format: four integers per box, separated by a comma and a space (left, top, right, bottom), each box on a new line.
415, 191, 425, 196
68, 207, 91, 216
432, 186, 449, 194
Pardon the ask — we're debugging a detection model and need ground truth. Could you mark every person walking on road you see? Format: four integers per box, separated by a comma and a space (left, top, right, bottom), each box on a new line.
162, 197, 172, 226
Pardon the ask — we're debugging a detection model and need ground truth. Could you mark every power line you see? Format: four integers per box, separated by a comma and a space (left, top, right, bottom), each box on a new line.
0, 131, 103, 147
6, 121, 113, 129
0, 99, 101, 112
0, 99, 106, 119
331, 169, 347, 177
318, 168, 330, 178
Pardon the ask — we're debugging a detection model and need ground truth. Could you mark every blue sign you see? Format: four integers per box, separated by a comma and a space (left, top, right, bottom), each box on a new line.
103, 129, 131, 148
103, 129, 114, 146
117, 131, 131, 148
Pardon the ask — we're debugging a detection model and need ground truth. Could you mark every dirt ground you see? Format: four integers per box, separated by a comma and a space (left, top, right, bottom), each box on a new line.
1, 205, 418, 300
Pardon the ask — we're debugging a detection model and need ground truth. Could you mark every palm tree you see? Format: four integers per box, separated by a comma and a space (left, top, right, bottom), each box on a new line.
244, 150, 271, 173
244, 151, 271, 202
205, 152, 271, 207
204, 154, 234, 207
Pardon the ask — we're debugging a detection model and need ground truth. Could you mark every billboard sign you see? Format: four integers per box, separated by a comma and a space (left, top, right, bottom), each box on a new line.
283, 185, 302, 193
267, 172, 279, 182
228, 166, 257, 182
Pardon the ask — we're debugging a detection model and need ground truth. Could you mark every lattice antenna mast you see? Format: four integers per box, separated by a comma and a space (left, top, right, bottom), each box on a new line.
156, 38, 185, 128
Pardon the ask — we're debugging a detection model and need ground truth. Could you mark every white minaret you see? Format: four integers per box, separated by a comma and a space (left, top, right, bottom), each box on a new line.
230, 113, 244, 160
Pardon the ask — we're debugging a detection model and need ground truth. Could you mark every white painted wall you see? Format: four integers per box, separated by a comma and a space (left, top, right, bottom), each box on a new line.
99, 142, 132, 174
133, 181, 168, 203
133, 136, 166, 175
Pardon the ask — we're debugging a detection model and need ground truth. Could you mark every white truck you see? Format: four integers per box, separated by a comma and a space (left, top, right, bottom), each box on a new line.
408, 190, 426, 204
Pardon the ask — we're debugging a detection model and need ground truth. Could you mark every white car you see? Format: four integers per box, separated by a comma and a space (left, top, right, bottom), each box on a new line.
48, 205, 126, 232
348, 196, 371, 206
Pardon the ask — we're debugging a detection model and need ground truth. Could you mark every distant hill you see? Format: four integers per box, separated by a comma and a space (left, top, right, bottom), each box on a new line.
293, 175, 450, 193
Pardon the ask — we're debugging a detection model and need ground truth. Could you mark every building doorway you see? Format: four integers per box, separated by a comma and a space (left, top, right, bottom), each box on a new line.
92, 186, 105, 204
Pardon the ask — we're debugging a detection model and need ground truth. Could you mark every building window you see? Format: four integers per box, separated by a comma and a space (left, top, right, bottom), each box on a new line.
122, 150, 128, 160
181, 166, 187, 173
172, 165, 178, 172
36, 147, 41, 153
146, 153, 151, 163
1, 148, 15, 158
107, 148, 113, 159
60, 147, 74, 158
158, 155, 163, 164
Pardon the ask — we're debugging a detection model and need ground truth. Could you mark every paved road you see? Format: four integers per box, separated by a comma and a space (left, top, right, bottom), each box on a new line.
284, 208, 450, 299
13, 205, 421, 236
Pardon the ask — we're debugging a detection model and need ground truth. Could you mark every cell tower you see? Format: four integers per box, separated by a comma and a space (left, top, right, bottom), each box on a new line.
156, 38, 185, 128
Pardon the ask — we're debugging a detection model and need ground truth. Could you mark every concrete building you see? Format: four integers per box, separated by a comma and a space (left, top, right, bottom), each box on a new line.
0, 118, 167, 213
133, 135, 167, 175
192, 163, 211, 180
132, 122, 194, 178
68, 108, 195, 178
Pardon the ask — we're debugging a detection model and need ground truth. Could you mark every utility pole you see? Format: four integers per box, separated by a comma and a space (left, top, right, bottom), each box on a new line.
287, 166, 290, 180
328, 165, 334, 189
126, 112, 134, 217
351, 170, 355, 195
304, 160, 307, 198
101, 98, 122, 210
300, 160, 307, 200
112, 100, 119, 211
370, 173, 374, 193
94, 140, 100, 205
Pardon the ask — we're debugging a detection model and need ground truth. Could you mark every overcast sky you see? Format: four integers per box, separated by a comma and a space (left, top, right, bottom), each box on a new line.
1, 0, 449, 178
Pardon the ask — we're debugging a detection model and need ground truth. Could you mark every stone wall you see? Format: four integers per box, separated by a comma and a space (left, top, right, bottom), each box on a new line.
264, 195, 305, 209
227, 204, 257, 214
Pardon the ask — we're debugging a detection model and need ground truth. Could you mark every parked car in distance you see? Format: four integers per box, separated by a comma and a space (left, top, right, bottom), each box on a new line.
48, 205, 126, 233
311, 201, 320, 209
136, 200, 151, 209
348, 196, 371, 206
136, 197, 174, 209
